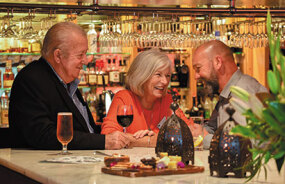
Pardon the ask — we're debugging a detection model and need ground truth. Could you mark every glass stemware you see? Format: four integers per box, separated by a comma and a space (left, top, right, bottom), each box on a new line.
117, 105, 133, 133
57, 112, 73, 155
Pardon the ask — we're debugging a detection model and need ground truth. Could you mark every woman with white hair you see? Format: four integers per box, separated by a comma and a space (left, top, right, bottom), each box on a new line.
101, 49, 193, 147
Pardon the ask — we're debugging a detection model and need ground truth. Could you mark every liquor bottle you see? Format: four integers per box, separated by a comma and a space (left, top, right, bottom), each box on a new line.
0, 91, 9, 128
197, 96, 204, 117
3, 60, 14, 89
96, 60, 104, 87
86, 87, 97, 121
204, 95, 212, 120
174, 58, 181, 77
189, 96, 199, 117
212, 94, 219, 113
95, 94, 106, 123
102, 60, 109, 87
109, 59, 120, 86
171, 59, 180, 88
87, 24, 97, 54
88, 62, 97, 86
119, 59, 127, 86
78, 67, 88, 87
179, 60, 189, 88
17, 60, 26, 73
196, 80, 204, 91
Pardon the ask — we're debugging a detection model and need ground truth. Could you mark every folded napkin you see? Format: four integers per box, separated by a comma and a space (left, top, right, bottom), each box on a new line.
41, 156, 103, 164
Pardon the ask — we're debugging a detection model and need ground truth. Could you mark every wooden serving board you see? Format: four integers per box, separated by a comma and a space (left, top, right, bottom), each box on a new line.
101, 165, 204, 177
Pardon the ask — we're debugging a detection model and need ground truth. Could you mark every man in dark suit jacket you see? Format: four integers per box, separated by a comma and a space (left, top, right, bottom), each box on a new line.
9, 22, 131, 150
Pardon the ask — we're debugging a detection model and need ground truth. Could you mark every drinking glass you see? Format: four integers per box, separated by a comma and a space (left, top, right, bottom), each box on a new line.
191, 116, 204, 151
117, 105, 133, 133
57, 112, 73, 155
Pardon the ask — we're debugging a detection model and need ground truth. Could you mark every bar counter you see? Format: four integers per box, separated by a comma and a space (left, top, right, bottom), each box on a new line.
0, 148, 284, 184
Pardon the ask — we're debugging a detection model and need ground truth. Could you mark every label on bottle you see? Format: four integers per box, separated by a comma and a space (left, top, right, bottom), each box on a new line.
171, 81, 180, 87
1, 109, 9, 126
109, 71, 120, 83
97, 75, 103, 85
3, 80, 13, 88
88, 74, 97, 85
88, 37, 97, 53
78, 70, 87, 86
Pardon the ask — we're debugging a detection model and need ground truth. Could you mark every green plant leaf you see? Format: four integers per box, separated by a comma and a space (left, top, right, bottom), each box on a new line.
244, 110, 261, 122
275, 30, 281, 65
231, 125, 256, 138
230, 86, 250, 102
269, 35, 276, 65
267, 71, 280, 94
268, 101, 285, 123
250, 148, 263, 160
273, 151, 285, 160
280, 56, 285, 86
262, 109, 285, 136
264, 151, 271, 164
249, 94, 264, 119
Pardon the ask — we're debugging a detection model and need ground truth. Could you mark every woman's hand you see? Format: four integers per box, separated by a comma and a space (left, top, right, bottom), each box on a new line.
133, 130, 155, 139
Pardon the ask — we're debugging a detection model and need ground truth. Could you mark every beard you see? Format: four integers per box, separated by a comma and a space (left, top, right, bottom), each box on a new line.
201, 69, 219, 96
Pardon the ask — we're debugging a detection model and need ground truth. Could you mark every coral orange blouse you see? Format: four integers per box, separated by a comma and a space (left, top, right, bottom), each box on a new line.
101, 90, 193, 134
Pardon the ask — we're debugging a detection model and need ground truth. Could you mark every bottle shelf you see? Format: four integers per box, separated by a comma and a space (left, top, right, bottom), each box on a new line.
0, 88, 11, 91
0, 53, 40, 56
0, 52, 131, 56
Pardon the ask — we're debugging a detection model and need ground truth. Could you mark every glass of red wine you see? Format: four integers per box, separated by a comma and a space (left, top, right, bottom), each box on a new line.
117, 105, 133, 133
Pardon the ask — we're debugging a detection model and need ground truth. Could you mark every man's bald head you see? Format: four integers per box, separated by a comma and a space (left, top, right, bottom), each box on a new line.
194, 40, 234, 64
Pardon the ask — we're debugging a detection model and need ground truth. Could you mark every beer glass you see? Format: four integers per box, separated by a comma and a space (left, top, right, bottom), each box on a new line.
57, 112, 73, 155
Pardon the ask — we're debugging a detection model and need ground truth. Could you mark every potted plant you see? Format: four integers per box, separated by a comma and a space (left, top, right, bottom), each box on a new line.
229, 10, 285, 181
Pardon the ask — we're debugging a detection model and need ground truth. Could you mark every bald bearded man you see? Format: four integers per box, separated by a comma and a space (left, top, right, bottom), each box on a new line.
192, 40, 268, 149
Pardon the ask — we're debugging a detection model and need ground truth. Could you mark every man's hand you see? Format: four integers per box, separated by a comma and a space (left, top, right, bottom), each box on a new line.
105, 131, 131, 150
133, 129, 155, 139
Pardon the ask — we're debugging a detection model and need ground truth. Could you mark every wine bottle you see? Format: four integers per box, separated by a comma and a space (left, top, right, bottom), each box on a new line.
88, 62, 97, 86
119, 59, 127, 86
189, 96, 199, 117
109, 59, 120, 86
95, 94, 106, 123
171, 59, 180, 88
179, 60, 189, 88
197, 96, 204, 117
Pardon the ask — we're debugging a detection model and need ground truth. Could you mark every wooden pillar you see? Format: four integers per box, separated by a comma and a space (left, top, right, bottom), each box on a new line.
252, 47, 269, 87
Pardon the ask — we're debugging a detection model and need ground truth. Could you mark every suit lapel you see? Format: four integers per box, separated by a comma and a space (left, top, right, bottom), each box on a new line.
41, 58, 91, 132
